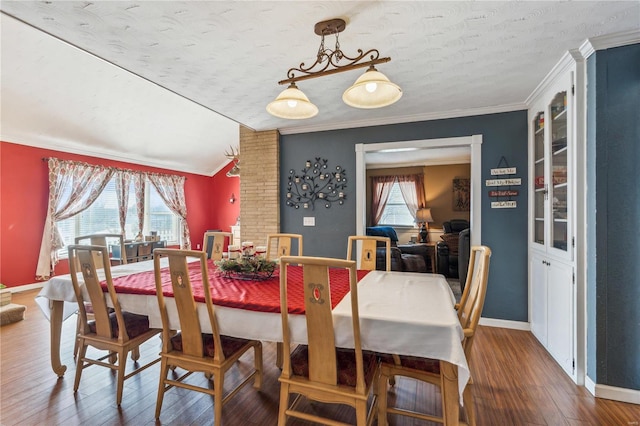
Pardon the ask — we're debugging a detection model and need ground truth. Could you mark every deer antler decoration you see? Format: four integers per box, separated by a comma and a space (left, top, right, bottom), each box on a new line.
225, 146, 240, 177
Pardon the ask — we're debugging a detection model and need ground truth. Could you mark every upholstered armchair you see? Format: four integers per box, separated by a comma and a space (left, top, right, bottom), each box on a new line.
365, 226, 429, 273
436, 219, 470, 279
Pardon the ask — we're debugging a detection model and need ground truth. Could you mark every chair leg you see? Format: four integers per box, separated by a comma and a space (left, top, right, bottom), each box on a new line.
73, 314, 81, 358
463, 383, 476, 426
116, 348, 128, 406
277, 382, 290, 426
131, 346, 140, 361
73, 339, 88, 392
213, 370, 224, 426
253, 343, 263, 389
155, 358, 169, 419
377, 370, 389, 426
355, 399, 368, 425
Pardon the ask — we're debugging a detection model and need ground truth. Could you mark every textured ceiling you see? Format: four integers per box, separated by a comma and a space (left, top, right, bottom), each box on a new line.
1, 1, 639, 175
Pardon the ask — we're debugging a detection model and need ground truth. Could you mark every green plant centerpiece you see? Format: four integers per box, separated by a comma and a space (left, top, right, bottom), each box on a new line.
215, 256, 277, 280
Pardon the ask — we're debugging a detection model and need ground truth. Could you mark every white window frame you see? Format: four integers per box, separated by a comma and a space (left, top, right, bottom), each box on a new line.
377, 180, 415, 227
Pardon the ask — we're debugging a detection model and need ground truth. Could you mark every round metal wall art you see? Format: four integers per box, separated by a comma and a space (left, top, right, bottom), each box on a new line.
286, 157, 347, 210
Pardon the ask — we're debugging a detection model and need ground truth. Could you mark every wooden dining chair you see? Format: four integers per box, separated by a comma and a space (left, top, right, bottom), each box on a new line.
68, 244, 161, 407
153, 249, 263, 426
72, 233, 126, 358
377, 245, 491, 426
278, 256, 379, 426
202, 231, 233, 261
266, 233, 303, 260
347, 235, 391, 271
74, 233, 127, 267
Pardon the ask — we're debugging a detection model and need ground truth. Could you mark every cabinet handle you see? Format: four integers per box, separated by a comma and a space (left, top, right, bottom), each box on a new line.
544, 184, 549, 200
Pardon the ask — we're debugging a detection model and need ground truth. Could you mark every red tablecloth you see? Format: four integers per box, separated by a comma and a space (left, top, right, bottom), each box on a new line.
104, 261, 369, 315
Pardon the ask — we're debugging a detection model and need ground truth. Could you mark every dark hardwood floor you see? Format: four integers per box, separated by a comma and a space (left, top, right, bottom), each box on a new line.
1, 289, 638, 425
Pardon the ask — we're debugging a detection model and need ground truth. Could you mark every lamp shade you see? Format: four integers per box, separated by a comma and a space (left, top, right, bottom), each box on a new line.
266, 83, 318, 119
342, 66, 402, 109
416, 208, 433, 223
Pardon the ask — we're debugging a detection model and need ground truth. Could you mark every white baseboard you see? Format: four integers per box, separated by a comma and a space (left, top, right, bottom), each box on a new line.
595, 383, 640, 405
5, 282, 44, 293
479, 317, 530, 331
585, 375, 596, 395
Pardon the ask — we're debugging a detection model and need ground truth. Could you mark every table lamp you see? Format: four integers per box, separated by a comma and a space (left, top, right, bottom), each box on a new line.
416, 208, 434, 243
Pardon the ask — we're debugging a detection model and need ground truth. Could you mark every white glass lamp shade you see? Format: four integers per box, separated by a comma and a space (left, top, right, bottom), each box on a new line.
266, 83, 318, 119
342, 66, 402, 109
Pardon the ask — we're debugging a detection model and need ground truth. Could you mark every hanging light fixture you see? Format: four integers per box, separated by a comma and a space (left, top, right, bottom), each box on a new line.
266, 82, 319, 119
343, 65, 402, 108
266, 18, 402, 119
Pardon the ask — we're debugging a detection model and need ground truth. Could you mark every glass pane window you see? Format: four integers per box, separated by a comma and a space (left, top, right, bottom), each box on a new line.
57, 177, 180, 253
147, 184, 179, 243
379, 181, 414, 226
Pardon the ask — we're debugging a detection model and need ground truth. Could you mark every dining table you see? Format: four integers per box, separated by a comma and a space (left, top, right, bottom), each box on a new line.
37, 258, 469, 425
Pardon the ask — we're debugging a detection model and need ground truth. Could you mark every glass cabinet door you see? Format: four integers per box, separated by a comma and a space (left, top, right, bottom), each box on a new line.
533, 111, 545, 246
549, 91, 568, 252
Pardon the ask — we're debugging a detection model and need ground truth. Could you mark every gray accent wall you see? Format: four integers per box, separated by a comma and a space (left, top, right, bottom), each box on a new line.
280, 111, 529, 321
588, 43, 640, 390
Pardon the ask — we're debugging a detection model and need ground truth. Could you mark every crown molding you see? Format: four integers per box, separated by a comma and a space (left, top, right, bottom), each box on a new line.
525, 49, 583, 106
579, 29, 640, 59
277, 103, 526, 135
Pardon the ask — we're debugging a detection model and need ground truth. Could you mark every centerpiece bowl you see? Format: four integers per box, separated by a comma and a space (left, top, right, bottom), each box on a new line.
215, 256, 277, 281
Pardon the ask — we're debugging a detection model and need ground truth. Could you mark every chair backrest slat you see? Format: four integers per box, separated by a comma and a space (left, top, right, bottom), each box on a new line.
347, 235, 391, 271
280, 256, 364, 390
154, 249, 223, 361
203, 231, 233, 261
301, 263, 337, 385
457, 245, 491, 357
69, 245, 127, 341
266, 234, 303, 261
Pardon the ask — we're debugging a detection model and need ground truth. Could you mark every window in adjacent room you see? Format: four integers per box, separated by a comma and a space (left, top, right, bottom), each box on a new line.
378, 181, 415, 226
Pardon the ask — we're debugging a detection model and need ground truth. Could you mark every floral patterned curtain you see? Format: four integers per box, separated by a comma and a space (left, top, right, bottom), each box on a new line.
35, 158, 115, 279
147, 173, 191, 249
133, 173, 145, 240
370, 175, 396, 225
114, 170, 131, 237
397, 174, 426, 220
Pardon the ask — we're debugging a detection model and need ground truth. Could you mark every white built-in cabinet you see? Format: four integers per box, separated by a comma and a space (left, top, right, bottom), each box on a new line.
528, 51, 583, 382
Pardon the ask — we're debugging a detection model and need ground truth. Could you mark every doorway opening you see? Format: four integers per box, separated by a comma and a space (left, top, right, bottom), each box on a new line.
355, 135, 483, 245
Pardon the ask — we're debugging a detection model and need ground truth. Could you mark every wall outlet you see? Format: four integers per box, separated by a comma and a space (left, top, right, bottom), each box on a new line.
303, 217, 315, 226
196, 243, 201, 249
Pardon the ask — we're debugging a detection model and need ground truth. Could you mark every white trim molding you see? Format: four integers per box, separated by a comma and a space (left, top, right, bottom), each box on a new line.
595, 384, 640, 405
579, 29, 640, 59
4, 282, 44, 293
586, 375, 640, 405
279, 104, 525, 135
479, 318, 530, 331
585, 375, 597, 396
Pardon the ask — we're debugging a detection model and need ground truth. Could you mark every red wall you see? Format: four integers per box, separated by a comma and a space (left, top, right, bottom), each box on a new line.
0, 141, 239, 287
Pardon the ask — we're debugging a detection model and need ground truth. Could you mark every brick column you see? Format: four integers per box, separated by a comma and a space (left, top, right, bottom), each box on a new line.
239, 126, 280, 246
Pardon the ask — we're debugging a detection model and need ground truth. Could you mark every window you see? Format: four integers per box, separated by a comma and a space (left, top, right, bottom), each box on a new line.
57, 178, 180, 251
378, 181, 415, 226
